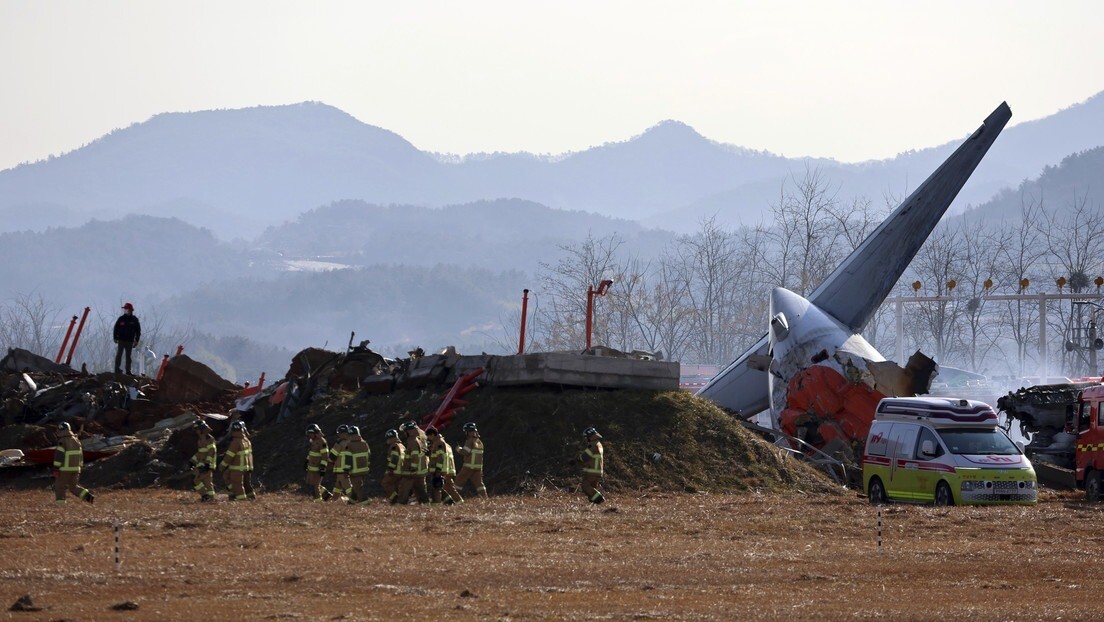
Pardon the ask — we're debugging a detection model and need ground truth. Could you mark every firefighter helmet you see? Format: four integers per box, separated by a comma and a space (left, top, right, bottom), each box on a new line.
425, 426, 439, 436
462, 422, 478, 432
230, 420, 246, 432
57, 421, 71, 432
305, 424, 321, 435
385, 429, 398, 439
194, 419, 210, 430
347, 425, 360, 437
336, 424, 349, 434
584, 426, 601, 439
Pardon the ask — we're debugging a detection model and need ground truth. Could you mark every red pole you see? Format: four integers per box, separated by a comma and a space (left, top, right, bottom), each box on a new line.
257, 372, 266, 390
55, 315, 77, 363
175, 345, 184, 356
65, 307, 90, 366
518, 289, 530, 355
585, 286, 595, 351
584, 280, 614, 351
156, 355, 169, 381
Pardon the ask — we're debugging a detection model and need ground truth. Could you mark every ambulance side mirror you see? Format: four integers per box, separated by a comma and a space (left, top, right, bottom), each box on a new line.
920, 440, 936, 457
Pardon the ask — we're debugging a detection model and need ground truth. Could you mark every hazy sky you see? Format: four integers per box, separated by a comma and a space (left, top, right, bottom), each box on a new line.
2, 1, 1103, 170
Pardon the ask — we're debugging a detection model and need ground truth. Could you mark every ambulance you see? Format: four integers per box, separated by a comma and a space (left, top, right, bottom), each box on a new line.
862, 397, 1037, 505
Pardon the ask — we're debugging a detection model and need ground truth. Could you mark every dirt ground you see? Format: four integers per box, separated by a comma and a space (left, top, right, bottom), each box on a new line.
1, 488, 1102, 621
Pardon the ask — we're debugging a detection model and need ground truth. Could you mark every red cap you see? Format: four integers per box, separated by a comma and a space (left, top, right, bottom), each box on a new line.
122, 303, 134, 310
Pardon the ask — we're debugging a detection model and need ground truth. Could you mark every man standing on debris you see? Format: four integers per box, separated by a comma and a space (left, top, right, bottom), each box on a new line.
219, 421, 255, 501
427, 426, 462, 505
381, 429, 404, 503
112, 303, 141, 375
52, 422, 94, 504
454, 422, 487, 498
394, 422, 429, 504
345, 425, 371, 505
305, 424, 332, 502
328, 425, 351, 501
578, 427, 606, 504
191, 419, 217, 502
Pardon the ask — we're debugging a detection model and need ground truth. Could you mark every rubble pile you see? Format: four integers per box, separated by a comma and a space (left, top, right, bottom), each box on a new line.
1, 343, 833, 495
0, 348, 240, 488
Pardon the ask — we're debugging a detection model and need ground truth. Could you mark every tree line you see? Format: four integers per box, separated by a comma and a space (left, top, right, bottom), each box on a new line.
521, 168, 1104, 382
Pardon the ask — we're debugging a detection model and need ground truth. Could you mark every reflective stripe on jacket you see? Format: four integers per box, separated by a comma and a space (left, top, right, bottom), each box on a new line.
459, 438, 484, 470
307, 437, 329, 472
330, 440, 348, 473
387, 441, 405, 474
347, 437, 371, 475
193, 434, 217, 469
221, 436, 254, 471
54, 434, 83, 472
583, 441, 604, 475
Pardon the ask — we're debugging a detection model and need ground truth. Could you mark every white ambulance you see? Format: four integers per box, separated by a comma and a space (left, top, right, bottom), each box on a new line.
862, 397, 1037, 505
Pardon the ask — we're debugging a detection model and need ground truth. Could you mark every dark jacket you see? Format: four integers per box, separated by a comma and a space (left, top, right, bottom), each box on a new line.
113, 314, 141, 343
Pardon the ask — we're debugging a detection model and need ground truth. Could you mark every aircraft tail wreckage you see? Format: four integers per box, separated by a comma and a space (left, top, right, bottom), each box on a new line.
697, 102, 1012, 465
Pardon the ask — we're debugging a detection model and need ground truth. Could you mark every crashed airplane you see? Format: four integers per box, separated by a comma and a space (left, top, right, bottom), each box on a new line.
697, 102, 1012, 464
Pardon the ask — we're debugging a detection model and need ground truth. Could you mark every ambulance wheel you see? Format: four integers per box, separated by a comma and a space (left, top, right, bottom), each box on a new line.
934, 481, 954, 507
1086, 470, 1102, 502
867, 477, 887, 505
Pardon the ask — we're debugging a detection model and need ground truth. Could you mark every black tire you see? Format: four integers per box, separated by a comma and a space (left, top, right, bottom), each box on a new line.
1086, 470, 1102, 502
934, 481, 955, 506
867, 477, 887, 505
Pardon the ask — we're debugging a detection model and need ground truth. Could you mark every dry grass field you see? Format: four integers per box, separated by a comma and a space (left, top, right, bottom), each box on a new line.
1, 489, 1102, 620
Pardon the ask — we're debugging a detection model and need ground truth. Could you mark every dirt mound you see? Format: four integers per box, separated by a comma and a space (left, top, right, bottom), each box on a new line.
248, 387, 834, 496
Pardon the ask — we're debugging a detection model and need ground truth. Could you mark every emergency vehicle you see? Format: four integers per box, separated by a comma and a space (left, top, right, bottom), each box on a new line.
863, 397, 1037, 506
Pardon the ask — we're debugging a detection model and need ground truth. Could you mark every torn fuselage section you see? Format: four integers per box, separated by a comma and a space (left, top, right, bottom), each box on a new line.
767, 288, 938, 474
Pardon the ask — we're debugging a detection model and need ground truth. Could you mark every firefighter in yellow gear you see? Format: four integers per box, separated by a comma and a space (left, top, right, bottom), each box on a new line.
394, 421, 429, 504
219, 420, 255, 500
345, 425, 372, 505
578, 427, 606, 504
328, 425, 352, 501
191, 419, 217, 502
305, 423, 332, 502
381, 429, 404, 502
52, 422, 94, 504
454, 422, 487, 498
427, 426, 463, 505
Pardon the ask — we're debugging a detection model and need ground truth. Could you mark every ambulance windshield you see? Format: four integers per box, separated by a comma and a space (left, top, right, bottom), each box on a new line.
937, 428, 1020, 455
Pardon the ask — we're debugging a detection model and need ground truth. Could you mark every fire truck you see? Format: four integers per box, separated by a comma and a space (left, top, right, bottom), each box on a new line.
998, 382, 1104, 499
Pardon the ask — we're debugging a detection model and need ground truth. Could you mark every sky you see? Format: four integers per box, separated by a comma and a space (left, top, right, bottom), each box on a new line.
1, 1, 1103, 170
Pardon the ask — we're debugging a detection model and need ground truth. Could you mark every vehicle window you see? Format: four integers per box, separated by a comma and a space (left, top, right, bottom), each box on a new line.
1097, 402, 1104, 428
890, 425, 917, 461
1080, 402, 1092, 433
937, 428, 1021, 455
914, 428, 944, 461
867, 425, 892, 457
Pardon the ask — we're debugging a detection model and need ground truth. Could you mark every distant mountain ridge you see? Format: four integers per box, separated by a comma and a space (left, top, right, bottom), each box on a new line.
4, 93, 1104, 237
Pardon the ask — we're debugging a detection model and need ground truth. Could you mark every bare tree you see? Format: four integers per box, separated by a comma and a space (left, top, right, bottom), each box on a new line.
536, 233, 624, 351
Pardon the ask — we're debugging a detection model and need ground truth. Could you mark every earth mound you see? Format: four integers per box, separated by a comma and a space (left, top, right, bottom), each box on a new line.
248, 387, 835, 496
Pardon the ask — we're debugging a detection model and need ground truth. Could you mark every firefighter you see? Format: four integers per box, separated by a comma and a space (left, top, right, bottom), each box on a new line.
328, 425, 351, 501
345, 425, 371, 505
394, 421, 429, 504
191, 419, 217, 502
305, 424, 332, 502
578, 426, 605, 504
381, 429, 404, 503
427, 426, 462, 505
454, 422, 487, 498
219, 420, 255, 501
52, 422, 94, 504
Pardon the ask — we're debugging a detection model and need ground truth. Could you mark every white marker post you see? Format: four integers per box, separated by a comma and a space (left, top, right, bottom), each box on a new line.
114, 519, 121, 572
876, 505, 882, 557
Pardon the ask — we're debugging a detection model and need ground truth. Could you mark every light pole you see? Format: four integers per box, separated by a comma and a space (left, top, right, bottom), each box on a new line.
1071, 300, 1104, 377
585, 279, 614, 351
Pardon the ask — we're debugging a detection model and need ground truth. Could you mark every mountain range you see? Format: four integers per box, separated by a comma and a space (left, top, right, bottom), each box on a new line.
4, 92, 1104, 238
